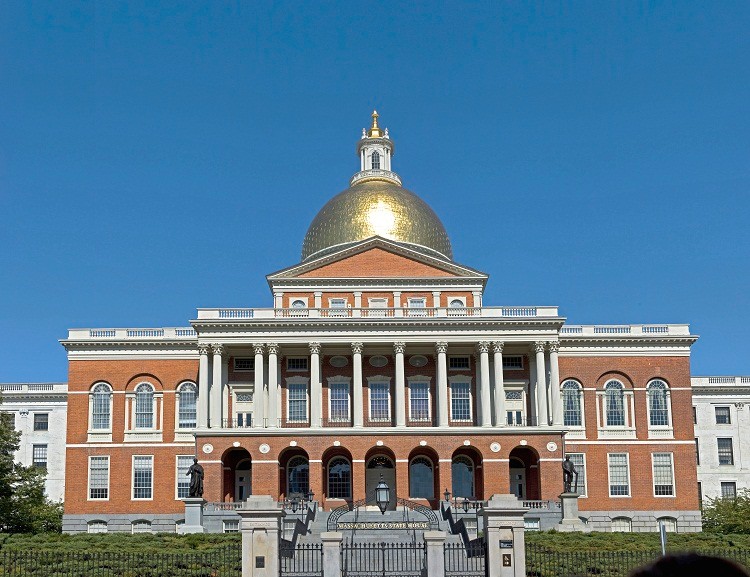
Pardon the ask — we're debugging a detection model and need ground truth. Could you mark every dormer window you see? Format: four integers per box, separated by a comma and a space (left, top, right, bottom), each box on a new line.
371, 150, 380, 169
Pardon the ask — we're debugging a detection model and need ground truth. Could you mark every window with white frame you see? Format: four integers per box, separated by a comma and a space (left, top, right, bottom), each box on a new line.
89, 456, 109, 500
134, 383, 155, 429
449, 356, 470, 370
407, 297, 427, 316
604, 381, 625, 426
371, 150, 380, 169
287, 382, 308, 422
652, 453, 675, 496
287, 357, 308, 371
562, 381, 583, 427
132, 456, 153, 499
32, 444, 47, 470
87, 520, 108, 533
721, 481, 737, 498
234, 358, 254, 371
176, 455, 193, 499
131, 520, 152, 533
647, 380, 671, 427
369, 382, 390, 421
290, 299, 306, 309
608, 453, 630, 496
409, 381, 430, 422
223, 519, 240, 533
565, 453, 587, 496
524, 518, 540, 531
177, 382, 197, 429
611, 517, 632, 532
450, 381, 471, 421
715, 406, 731, 424
657, 517, 677, 533
91, 383, 112, 430
368, 297, 388, 309
448, 298, 465, 308
329, 381, 350, 422
329, 298, 347, 308
502, 355, 524, 370
718, 438, 734, 465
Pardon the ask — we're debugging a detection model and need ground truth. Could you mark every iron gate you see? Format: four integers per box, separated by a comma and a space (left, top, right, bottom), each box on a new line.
279, 542, 323, 577
341, 541, 426, 577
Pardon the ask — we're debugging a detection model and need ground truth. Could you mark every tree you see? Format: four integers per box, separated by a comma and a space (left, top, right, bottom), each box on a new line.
0, 399, 62, 533
702, 490, 750, 534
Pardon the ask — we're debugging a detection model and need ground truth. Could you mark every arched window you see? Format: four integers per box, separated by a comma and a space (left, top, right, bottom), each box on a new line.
177, 382, 197, 429
87, 520, 108, 534
135, 383, 154, 429
371, 150, 380, 169
648, 380, 670, 426
291, 299, 306, 309
562, 381, 582, 427
451, 456, 474, 498
449, 299, 465, 308
658, 517, 677, 533
327, 457, 352, 499
287, 456, 309, 497
611, 517, 632, 532
131, 520, 152, 534
409, 456, 434, 499
91, 383, 112, 430
605, 381, 625, 426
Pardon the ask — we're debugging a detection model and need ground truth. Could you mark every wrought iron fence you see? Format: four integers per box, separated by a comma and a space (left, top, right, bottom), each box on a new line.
279, 542, 323, 577
341, 541, 426, 577
445, 541, 485, 576
0, 546, 241, 577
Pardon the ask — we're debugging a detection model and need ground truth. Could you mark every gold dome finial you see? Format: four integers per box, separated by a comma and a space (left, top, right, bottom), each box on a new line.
367, 110, 383, 137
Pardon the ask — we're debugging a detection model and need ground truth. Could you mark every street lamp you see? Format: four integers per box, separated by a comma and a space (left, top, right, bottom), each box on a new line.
462, 497, 470, 513
375, 475, 390, 515
291, 497, 299, 513
444, 488, 451, 502
307, 489, 314, 503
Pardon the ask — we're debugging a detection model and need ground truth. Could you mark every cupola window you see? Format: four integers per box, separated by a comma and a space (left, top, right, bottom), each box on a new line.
371, 150, 380, 169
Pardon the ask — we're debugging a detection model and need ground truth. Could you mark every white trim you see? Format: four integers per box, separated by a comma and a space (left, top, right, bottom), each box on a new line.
561, 379, 585, 430
89, 382, 113, 434
607, 452, 631, 498
651, 452, 675, 498
564, 452, 588, 497
286, 356, 309, 372
285, 376, 310, 424
407, 376, 432, 423
646, 379, 673, 438
448, 355, 471, 371
175, 381, 198, 431
175, 455, 193, 500
327, 376, 351, 423
448, 376, 473, 422
87, 455, 110, 501
68, 442, 194, 448
567, 440, 694, 445
131, 454, 154, 501
367, 375, 392, 422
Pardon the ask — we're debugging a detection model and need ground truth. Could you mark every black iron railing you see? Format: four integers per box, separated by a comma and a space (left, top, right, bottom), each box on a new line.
341, 541, 426, 577
279, 542, 323, 577
444, 541, 485, 576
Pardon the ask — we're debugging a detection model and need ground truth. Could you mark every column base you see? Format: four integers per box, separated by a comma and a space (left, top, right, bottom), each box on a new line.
557, 492, 590, 533
180, 498, 206, 534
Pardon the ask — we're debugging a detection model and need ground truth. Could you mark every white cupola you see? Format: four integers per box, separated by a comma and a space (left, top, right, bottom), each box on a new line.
351, 111, 401, 186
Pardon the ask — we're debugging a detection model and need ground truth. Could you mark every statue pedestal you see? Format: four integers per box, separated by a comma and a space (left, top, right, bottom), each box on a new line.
181, 497, 206, 534
557, 493, 590, 533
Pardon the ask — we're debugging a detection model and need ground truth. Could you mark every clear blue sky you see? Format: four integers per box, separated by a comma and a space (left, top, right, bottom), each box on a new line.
1, 1, 748, 382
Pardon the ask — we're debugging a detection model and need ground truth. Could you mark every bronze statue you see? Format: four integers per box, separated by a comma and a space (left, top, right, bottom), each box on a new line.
187, 458, 204, 498
562, 455, 578, 493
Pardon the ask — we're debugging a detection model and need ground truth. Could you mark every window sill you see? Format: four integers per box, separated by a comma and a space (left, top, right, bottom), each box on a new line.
87, 432, 113, 443
597, 428, 636, 439
647, 428, 674, 439
174, 431, 195, 442
124, 431, 163, 443
565, 428, 586, 439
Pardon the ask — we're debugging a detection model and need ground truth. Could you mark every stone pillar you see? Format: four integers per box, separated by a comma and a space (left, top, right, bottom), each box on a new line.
493, 342, 506, 427
394, 342, 406, 427
238, 495, 285, 577
253, 344, 265, 429
424, 531, 447, 576
478, 341, 492, 427
309, 343, 322, 427
198, 344, 210, 428
557, 493, 590, 532
534, 342, 548, 426
436, 342, 449, 427
482, 494, 529, 577
211, 344, 224, 428
352, 342, 364, 428
548, 342, 563, 426
321, 532, 343, 577
181, 497, 206, 533
267, 344, 278, 428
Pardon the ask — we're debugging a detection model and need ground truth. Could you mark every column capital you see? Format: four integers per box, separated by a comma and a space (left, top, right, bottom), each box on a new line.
211, 343, 224, 356
309, 342, 321, 355
533, 341, 546, 354
198, 343, 211, 356
393, 342, 406, 355
253, 343, 265, 356
547, 341, 560, 353
266, 343, 279, 355
351, 342, 364, 355
492, 341, 504, 354
476, 341, 490, 354
435, 341, 448, 354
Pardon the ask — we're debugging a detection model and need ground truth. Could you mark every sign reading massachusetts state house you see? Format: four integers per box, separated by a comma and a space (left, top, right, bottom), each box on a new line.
337, 521, 431, 531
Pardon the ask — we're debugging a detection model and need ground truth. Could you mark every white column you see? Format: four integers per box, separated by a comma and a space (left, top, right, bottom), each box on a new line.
210, 344, 224, 428
394, 342, 406, 427
432, 291, 441, 308
253, 344, 265, 428
492, 341, 506, 427
548, 342, 562, 425
198, 344, 210, 428
472, 291, 482, 308
314, 291, 322, 308
352, 342, 364, 428
478, 341, 492, 427
274, 292, 283, 309
267, 343, 278, 428
393, 291, 402, 316
436, 342, 449, 427
310, 342, 322, 428
534, 341, 549, 426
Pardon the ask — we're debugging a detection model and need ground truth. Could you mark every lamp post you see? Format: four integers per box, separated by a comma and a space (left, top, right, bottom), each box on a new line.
375, 475, 390, 515
444, 488, 451, 502
462, 497, 470, 513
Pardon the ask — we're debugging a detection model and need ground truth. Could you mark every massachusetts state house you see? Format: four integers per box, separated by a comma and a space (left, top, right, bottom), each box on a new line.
61, 113, 700, 534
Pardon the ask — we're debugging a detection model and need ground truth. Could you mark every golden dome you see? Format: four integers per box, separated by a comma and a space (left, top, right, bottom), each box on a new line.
302, 179, 453, 261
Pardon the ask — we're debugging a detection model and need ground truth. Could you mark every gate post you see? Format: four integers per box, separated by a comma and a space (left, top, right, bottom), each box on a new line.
238, 495, 285, 577
481, 494, 529, 577
424, 531, 446, 576
321, 532, 343, 577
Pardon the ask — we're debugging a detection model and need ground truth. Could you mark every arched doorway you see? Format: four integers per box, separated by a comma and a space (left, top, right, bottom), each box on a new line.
451, 447, 483, 500
323, 447, 353, 501
222, 448, 252, 502
365, 453, 396, 510
279, 448, 310, 500
508, 446, 540, 500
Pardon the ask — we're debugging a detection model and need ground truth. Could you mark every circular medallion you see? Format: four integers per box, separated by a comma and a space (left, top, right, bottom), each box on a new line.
232, 441, 240, 448
259, 443, 270, 454
520, 439, 528, 446
419, 440, 427, 447
463, 440, 471, 446
333, 441, 341, 447
409, 355, 428, 368
369, 355, 388, 367
546, 442, 558, 452
202, 443, 213, 454
490, 442, 501, 453
290, 441, 298, 447
376, 440, 384, 447
330, 356, 348, 368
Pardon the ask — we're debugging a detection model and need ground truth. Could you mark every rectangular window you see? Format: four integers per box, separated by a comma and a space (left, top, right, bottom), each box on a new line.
450, 381, 471, 421
524, 518, 540, 531
502, 355, 524, 370
223, 519, 240, 533
721, 481, 737, 499
329, 382, 350, 422
176, 456, 192, 499
695, 439, 700, 465
32, 444, 47, 469
234, 358, 254, 371
409, 382, 430, 422
715, 406, 731, 424
449, 356, 470, 370
330, 298, 347, 308
408, 297, 426, 308
652, 453, 675, 496
369, 298, 387, 308
369, 383, 390, 421
718, 438, 734, 465
693, 406, 697, 424
33, 413, 49, 431
608, 453, 630, 496
287, 383, 308, 422
287, 357, 308, 371
133, 456, 154, 499
565, 453, 587, 497
89, 456, 109, 500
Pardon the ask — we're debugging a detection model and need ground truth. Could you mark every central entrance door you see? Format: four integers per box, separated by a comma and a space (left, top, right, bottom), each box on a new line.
235, 458, 252, 501
509, 457, 526, 499
365, 455, 396, 510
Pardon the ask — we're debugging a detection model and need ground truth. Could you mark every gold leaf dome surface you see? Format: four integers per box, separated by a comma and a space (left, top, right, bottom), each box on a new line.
302, 179, 453, 261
